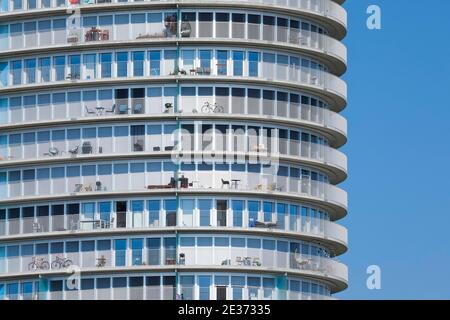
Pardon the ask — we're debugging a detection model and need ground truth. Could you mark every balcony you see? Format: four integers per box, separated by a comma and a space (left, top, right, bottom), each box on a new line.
0, 12, 346, 72
1, 134, 347, 181
0, 214, 348, 251
0, 63, 347, 108
0, 1, 347, 38
0, 243, 348, 287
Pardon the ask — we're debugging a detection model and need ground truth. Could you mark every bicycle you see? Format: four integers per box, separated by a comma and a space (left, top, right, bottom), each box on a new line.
51, 255, 73, 269
201, 102, 224, 113
28, 256, 50, 271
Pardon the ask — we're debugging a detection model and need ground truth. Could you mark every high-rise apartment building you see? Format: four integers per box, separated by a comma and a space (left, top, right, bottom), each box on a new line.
0, 0, 347, 300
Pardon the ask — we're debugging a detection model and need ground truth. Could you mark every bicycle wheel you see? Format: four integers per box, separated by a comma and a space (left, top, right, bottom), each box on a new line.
28, 262, 36, 271
51, 260, 61, 269
41, 261, 50, 270
63, 259, 73, 268
201, 104, 211, 113
214, 105, 224, 113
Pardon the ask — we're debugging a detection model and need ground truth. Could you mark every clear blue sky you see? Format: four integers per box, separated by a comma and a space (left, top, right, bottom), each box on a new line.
337, 0, 450, 299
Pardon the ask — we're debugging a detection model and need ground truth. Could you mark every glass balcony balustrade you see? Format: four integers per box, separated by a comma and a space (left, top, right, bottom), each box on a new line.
0, 237, 347, 282
0, 159, 347, 209
0, 0, 348, 302
0, 60, 346, 103
0, 130, 347, 175
0, 213, 347, 245
0, 11, 346, 66
0, 0, 346, 34
0, 89, 347, 139
0, 277, 333, 301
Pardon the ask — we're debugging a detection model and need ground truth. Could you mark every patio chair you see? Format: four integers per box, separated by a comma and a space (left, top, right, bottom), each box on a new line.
44, 147, 59, 157
95, 181, 103, 191
133, 103, 143, 114
68, 146, 79, 156
168, 177, 177, 188
105, 104, 116, 114
164, 103, 173, 113
133, 140, 144, 151
85, 105, 96, 115
221, 178, 230, 188
267, 183, 282, 192
74, 184, 83, 192
252, 257, 262, 266
118, 104, 129, 114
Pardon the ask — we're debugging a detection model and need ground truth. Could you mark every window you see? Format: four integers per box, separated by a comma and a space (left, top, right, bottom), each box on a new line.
39, 57, 51, 82
83, 16, 97, 28
23, 169, 35, 181
131, 199, 144, 227
112, 277, 127, 290
198, 275, 212, 300
217, 50, 228, 75
83, 54, 96, 80
277, 203, 287, 229
36, 168, 49, 180
163, 237, 176, 265
66, 166, 80, 178
289, 204, 299, 231
231, 200, 244, 227
35, 242, 48, 255
23, 132, 36, 144
11, 60, 22, 85
199, 50, 212, 70
147, 238, 160, 265
7, 283, 19, 300
114, 239, 126, 266
12, 0, 22, 10
96, 278, 110, 290
199, 199, 211, 226
69, 55, 81, 79
53, 56, 65, 81
50, 242, 63, 254
99, 15, 113, 27
263, 278, 275, 299
8, 170, 20, 182
161, 198, 176, 227
180, 275, 195, 300
248, 14, 260, 24
66, 241, 79, 253
81, 202, 95, 221
21, 282, 33, 300
132, 51, 144, 76
181, 50, 195, 70
249, 52, 260, 77
231, 276, 245, 300
51, 129, 65, 141
131, 238, 143, 266
115, 14, 129, 25
116, 52, 128, 77
181, 199, 194, 227
113, 163, 128, 175
100, 53, 112, 78
248, 201, 260, 227
98, 202, 111, 224
148, 51, 161, 76
232, 51, 244, 76
147, 200, 160, 227
25, 59, 36, 84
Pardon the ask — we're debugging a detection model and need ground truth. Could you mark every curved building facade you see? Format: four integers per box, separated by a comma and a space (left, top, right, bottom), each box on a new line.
0, 0, 348, 300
